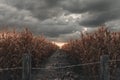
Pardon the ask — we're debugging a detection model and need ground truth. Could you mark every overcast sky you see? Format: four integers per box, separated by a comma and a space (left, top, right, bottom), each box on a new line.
0, 0, 120, 42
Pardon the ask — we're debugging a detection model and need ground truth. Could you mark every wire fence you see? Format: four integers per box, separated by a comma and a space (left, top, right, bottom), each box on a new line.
0, 59, 120, 70
0, 54, 120, 80
0, 67, 22, 71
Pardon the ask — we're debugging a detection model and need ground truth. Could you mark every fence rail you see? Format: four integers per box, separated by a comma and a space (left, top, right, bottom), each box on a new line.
0, 54, 120, 80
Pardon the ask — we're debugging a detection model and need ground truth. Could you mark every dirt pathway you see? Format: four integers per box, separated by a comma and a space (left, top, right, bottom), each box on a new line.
32, 50, 80, 80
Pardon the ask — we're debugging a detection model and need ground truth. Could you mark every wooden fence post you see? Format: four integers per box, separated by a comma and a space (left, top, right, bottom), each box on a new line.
22, 53, 31, 80
100, 55, 110, 80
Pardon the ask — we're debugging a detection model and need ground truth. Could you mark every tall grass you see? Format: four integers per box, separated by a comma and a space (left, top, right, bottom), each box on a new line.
0, 28, 58, 68
0, 28, 59, 80
62, 27, 120, 79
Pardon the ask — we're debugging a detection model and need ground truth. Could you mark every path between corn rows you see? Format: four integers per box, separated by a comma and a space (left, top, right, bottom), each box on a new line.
32, 50, 81, 80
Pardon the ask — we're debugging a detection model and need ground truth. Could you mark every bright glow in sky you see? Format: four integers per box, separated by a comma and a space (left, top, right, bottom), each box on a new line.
60, 13, 82, 23
52, 42, 66, 48
82, 27, 88, 33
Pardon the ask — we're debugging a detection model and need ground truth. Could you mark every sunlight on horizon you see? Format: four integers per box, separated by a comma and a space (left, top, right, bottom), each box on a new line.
52, 42, 66, 48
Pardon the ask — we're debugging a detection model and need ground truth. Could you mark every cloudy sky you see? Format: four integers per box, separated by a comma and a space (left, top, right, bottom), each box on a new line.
0, 0, 120, 42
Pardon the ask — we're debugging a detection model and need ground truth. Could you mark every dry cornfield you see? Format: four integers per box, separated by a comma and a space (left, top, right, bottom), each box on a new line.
0, 28, 59, 80
0, 28, 58, 68
62, 27, 120, 79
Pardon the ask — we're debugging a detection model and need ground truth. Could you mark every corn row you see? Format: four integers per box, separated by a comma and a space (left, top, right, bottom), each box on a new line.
62, 27, 120, 80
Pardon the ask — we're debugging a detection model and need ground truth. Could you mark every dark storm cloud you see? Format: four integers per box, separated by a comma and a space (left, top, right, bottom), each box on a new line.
30, 21, 77, 37
60, 0, 120, 27
0, 1, 79, 41
0, 0, 62, 20
60, 0, 112, 13
0, 3, 34, 23
1, 0, 120, 27
79, 8, 120, 27
45, 0, 60, 7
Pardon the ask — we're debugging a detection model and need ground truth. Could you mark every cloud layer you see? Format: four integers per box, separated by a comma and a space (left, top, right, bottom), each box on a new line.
60, 0, 120, 27
0, 0, 120, 42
